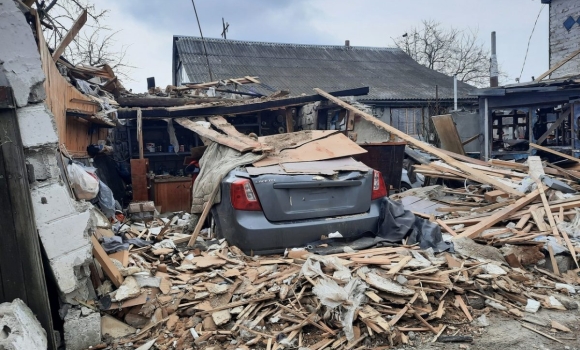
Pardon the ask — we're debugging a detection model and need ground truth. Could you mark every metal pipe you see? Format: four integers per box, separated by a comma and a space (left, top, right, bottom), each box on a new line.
490, 32, 499, 87
484, 98, 489, 160
453, 75, 458, 111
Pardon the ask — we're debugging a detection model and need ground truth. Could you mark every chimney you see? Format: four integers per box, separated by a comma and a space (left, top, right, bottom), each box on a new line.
345, 40, 350, 47
490, 32, 499, 87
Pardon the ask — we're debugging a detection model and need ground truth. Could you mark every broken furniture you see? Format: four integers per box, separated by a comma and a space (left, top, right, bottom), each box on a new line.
151, 176, 192, 213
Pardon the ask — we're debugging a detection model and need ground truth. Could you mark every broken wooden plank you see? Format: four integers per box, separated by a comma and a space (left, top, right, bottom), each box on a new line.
52, 9, 87, 61
109, 250, 129, 267
432, 114, 465, 155
457, 189, 540, 239
386, 256, 412, 276
535, 47, 580, 81
529, 143, 580, 164
175, 117, 256, 152
207, 116, 266, 150
536, 108, 569, 145
91, 235, 123, 288
350, 257, 392, 265
188, 183, 220, 246
455, 295, 473, 322
315, 88, 524, 197
547, 240, 561, 276
436, 219, 457, 236
521, 323, 564, 344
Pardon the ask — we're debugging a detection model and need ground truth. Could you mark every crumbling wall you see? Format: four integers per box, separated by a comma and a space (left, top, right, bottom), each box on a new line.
0, 1, 99, 349
549, 0, 580, 78
0, 299, 47, 350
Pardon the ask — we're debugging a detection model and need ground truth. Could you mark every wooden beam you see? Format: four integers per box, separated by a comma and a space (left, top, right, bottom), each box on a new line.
52, 9, 87, 61
187, 183, 220, 247
175, 117, 255, 152
207, 116, 265, 150
536, 108, 570, 145
137, 108, 143, 159
285, 108, 294, 133
314, 88, 524, 197
91, 235, 124, 288
529, 143, 580, 164
117, 87, 370, 119
461, 134, 479, 146
535, 47, 580, 82
456, 189, 540, 238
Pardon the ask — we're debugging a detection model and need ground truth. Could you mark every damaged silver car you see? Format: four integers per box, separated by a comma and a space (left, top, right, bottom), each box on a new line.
210, 158, 388, 254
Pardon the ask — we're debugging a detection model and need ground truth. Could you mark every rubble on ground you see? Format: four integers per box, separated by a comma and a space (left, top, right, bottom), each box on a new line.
80, 94, 580, 349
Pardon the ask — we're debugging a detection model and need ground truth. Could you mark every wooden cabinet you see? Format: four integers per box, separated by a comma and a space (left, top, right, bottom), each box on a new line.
152, 177, 192, 213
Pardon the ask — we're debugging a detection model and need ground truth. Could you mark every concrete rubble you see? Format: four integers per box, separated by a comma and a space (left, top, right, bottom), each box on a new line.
0, 299, 47, 350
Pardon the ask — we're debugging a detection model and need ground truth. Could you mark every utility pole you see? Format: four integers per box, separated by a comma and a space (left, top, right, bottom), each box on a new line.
490, 31, 499, 87
221, 17, 229, 40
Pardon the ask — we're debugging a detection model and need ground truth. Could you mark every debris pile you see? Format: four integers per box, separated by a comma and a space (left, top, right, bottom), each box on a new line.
79, 92, 580, 349
86, 209, 580, 349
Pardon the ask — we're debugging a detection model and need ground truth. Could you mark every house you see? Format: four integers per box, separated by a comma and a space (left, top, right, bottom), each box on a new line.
473, 0, 580, 160
542, 0, 580, 79
171, 36, 477, 143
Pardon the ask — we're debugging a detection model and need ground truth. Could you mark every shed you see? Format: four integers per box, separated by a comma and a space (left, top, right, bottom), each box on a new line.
172, 37, 477, 140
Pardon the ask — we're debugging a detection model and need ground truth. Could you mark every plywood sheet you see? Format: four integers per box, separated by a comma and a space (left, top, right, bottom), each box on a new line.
175, 117, 255, 152
37, 18, 102, 156
432, 114, 465, 155
253, 133, 367, 167
258, 130, 338, 153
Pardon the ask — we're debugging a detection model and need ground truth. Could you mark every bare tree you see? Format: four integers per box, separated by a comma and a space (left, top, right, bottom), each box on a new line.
395, 20, 502, 88
37, 0, 134, 80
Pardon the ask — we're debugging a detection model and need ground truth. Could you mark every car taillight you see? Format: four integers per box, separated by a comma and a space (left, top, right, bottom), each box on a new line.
230, 179, 262, 211
371, 170, 388, 200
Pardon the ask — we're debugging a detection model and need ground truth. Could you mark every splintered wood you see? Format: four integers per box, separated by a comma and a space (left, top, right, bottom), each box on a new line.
87, 95, 580, 348
89, 223, 580, 349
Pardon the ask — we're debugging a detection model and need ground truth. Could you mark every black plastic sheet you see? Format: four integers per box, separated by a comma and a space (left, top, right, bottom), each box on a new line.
306, 198, 453, 255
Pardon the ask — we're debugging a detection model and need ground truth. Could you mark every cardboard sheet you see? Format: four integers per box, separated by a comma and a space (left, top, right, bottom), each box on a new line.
246, 157, 369, 176
253, 132, 367, 167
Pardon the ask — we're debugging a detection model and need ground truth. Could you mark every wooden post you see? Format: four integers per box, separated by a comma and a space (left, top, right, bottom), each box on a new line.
0, 75, 57, 349
285, 108, 294, 133
137, 108, 144, 159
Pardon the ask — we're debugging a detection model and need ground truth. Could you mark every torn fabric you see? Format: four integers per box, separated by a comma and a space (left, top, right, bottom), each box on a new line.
191, 141, 265, 213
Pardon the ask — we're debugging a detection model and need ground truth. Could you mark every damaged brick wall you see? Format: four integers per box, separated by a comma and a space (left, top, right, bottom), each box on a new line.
549, 0, 580, 78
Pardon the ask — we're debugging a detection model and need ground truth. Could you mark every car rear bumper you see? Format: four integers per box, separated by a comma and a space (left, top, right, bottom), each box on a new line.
214, 200, 382, 255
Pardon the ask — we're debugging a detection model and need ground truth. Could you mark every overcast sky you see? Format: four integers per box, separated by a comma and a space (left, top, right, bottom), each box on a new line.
97, 0, 549, 93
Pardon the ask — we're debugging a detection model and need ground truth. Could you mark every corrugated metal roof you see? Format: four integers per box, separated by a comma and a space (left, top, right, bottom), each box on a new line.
173, 36, 477, 102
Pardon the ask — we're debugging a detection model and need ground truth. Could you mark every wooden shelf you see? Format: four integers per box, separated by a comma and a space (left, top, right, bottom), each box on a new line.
132, 152, 190, 158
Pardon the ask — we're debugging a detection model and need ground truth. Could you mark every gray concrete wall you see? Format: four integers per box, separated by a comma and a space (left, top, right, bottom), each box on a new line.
1, 2, 100, 348
549, 0, 580, 78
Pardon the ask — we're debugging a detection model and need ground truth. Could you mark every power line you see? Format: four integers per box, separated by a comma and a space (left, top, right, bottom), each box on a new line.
190, 0, 214, 81
518, 4, 545, 81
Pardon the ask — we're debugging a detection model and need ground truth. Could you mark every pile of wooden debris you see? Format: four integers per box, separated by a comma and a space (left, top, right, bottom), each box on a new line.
87, 211, 579, 349
82, 91, 580, 349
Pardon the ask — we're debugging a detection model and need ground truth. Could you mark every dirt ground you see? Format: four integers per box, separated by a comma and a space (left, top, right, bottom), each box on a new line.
404, 308, 580, 350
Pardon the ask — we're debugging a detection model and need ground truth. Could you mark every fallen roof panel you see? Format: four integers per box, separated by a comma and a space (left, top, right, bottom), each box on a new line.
116, 87, 369, 119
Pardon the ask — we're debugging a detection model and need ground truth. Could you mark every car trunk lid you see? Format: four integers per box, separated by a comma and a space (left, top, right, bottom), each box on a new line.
250, 171, 372, 222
